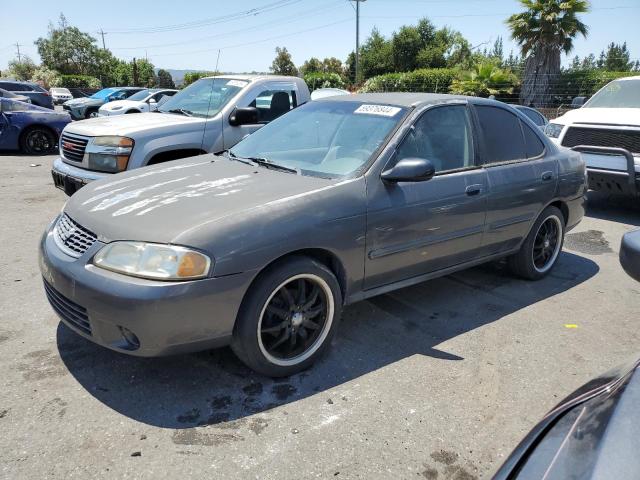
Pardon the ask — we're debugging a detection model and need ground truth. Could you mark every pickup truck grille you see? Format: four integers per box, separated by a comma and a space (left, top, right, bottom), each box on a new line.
561, 126, 640, 154
60, 133, 88, 162
53, 213, 97, 257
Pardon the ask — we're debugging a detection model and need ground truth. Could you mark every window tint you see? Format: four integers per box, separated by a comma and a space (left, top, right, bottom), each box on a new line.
521, 121, 545, 158
520, 108, 545, 126
396, 105, 474, 173
476, 106, 526, 163
5, 83, 25, 91
249, 88, 297, 123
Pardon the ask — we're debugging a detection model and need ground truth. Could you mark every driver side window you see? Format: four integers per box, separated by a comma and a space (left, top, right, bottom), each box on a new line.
396, 105, 474, 173
248, 87, 297, 123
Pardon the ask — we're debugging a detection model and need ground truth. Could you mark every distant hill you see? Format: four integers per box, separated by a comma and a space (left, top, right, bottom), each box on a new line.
157, 68, 270, 86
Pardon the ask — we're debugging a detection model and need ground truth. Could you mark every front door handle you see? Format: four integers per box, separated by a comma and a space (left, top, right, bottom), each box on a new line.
465, 184, 483, 196
541, 171, 554, 181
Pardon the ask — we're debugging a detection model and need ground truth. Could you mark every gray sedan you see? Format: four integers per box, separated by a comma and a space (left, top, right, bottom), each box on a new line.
39, 93, 586, 377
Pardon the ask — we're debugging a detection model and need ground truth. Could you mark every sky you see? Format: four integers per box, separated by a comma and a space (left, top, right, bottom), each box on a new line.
1, 0, 639, 74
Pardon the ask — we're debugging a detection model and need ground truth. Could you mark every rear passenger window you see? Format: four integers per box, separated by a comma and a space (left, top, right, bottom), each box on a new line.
521, 121, 545, 158
476, 106, 526, 163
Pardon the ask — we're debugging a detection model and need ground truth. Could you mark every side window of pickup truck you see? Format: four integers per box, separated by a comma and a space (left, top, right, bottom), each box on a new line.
249, 89, 297, 123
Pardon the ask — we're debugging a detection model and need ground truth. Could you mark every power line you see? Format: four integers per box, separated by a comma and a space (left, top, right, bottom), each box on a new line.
105, 0, 304, 34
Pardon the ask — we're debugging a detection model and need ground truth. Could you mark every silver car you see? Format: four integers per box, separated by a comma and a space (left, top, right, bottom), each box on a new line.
39, 93, 586, 377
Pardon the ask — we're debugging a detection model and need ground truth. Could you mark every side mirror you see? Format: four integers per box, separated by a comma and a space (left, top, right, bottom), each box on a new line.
571, 96, 586, 108
620, 230, 640, 282
381, 157, 436, 183
229, 107, 259, 126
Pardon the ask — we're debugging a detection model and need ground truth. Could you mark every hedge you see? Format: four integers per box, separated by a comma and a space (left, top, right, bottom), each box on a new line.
359, 68, 457, 93
59, 75, 102, 89
551, 70, 637, 102
303, 72, 345, 91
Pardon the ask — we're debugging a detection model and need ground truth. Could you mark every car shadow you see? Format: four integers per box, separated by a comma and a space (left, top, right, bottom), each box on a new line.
57, 251, 598, 429
585, 191, 640, 227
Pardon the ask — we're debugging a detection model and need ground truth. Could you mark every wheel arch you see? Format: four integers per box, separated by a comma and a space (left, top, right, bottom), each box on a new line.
147, 148, 207, 166
18, 123, 58, 147
548, 199, 569, 225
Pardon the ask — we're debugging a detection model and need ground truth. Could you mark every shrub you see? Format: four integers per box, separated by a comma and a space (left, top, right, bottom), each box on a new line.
30, 66, 62, 89
552, 70, 637, 104
449, 62, 519, 98
183, 71, 216, 87
359, 68, 456, 93
303, 72, 345, 91
59, 75, 102, 89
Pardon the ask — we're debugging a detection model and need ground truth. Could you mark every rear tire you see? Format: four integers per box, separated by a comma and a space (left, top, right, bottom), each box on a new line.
20, 127, 57, 155
125, 110, 140, 114
508, 206, 565, 280
231, 256, 342, 377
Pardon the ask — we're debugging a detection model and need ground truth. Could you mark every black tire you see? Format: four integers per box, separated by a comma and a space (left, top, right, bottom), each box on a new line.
125, 110, 140, 114
231, 256, 342, 377
20, 127, 57, 155
508, 206, 565, 280
85, 108, 99, 119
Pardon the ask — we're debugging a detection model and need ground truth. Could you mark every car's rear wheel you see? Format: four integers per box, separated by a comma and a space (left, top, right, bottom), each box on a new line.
85, 108, 99, 119
508, 206, 565, 280
125, 110, 140, 114
20, 127, 57, 155
231, 256, 342, 377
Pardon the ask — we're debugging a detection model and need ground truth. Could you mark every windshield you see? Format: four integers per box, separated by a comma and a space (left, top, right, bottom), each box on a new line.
230, 101, 406, 177
127, 90, 152, 101
52, 88, 70, 94
90, 88, 118, 100
158, 78, 246, 118
585, 79, 640, 108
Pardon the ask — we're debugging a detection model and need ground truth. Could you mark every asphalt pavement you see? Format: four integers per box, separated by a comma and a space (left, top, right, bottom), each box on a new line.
0, 153, 638, 479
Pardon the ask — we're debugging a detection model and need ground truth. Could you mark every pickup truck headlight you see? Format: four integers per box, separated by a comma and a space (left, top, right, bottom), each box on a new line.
93, 241, 211, 281
544, 123, 564, 139
86, 136, 134, 173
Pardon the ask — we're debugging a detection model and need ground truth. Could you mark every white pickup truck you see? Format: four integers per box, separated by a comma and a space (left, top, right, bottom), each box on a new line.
52, 75, 310, 196
545, 76, 639, 198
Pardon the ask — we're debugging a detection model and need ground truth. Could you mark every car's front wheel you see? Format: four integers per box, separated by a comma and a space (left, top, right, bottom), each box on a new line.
20, 127, 57, 155
231, 256, 342, 377
508, 205, 565, 280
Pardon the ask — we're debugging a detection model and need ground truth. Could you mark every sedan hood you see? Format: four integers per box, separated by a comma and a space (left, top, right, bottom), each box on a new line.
64, 156, 337, 245
64, 97, 97, 107
99, 100, 143, 111
556, 107, 640, 126
64, 111, 202, 136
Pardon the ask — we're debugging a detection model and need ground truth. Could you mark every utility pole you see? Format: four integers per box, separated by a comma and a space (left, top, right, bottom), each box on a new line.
14, 43, 22, 62
350, 0, 366, 84
98, 29, 107, 49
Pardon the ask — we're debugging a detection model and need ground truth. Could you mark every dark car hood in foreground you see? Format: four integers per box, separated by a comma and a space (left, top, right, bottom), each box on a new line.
494, 358, 640, 480
64, 155, 339, 245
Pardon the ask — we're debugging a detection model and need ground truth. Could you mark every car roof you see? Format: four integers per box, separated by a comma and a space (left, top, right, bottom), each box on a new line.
314, 92, 504, 108
205, 74, 303, 83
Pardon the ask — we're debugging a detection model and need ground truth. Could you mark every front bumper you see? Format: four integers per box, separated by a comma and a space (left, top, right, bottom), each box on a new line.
39, 220, 252, 356
571, 146, 639, 197
52, 157, 109, 196
62, 104, 86, 120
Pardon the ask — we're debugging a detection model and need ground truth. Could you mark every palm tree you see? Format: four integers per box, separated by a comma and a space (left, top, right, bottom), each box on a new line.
507, 0, 589, 107
449, 62, 518, 98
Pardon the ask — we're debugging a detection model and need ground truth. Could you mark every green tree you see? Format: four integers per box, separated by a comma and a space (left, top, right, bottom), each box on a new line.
299, 57, 322, 76
30, 66, 61, 88
449, 62, 518, 97
270, 47, 297, 76
507, 0, 589, 106
6, 56, 37, 80
599, 42, 634, 71
359, 28, 393, 79
322, 57, 343, 75
183, 71, 216, 86
392, 26, 423, 72
157, 69, 175, 88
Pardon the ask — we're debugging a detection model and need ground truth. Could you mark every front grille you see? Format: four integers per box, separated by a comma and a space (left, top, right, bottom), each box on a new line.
60, 133, 88, 162
54, 213, 97, 257
562, 126, 640, 154
43, 281, 91, 335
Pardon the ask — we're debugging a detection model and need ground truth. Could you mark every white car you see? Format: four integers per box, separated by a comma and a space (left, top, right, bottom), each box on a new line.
98, 88, 177, 116
311, 88, 351, 101
50, 87, 73, 105
545, 76, 640, 197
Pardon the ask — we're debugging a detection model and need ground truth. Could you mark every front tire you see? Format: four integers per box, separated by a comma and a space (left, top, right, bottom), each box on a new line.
231, 256, 342, 377
20, 127, 57, 155
508, 206, 565, 280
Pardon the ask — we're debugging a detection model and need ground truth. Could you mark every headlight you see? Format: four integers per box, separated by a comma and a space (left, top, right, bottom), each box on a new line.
93, 242, 211, 281
85, 136, 134, 173
544, 123, 564, 139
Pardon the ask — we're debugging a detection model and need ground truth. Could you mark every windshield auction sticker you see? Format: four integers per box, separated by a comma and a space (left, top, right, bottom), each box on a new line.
354, 104, 402, 117
226, 80, 248, 88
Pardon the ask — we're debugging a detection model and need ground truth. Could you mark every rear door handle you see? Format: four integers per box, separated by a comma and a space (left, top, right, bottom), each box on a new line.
465, 184, 483, 196
541, 171, 554, 181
